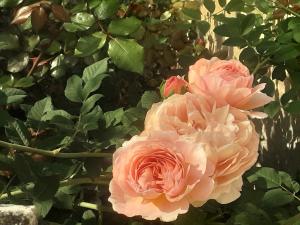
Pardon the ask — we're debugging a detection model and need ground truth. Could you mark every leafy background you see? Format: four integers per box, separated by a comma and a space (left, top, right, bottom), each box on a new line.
0, 0, 300, 224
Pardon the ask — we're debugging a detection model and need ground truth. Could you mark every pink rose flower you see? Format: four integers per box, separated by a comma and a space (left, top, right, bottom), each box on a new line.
108, 131, 214, 222
188, 57, 273, 110
196, 106, 259, 204
145, 93, 210, 135
144, 93, 259, 203
162, 76, 188, 98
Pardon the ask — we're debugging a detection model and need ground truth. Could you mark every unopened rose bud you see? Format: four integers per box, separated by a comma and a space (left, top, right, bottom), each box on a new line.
161, 76, 188, 98
196, 38, 206, 47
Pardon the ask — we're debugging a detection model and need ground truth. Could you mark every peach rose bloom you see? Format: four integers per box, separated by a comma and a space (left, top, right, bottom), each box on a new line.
162, 76, 188, 98
188, 57, 272, 110
145, 93, 259, 203
108, 131, 214, 222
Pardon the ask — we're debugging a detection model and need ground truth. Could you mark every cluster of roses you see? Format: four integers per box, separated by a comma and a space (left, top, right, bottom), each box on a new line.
108, 57, 273, 222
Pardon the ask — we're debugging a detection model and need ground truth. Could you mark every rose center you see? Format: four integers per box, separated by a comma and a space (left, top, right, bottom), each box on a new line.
129, 150, 185, 197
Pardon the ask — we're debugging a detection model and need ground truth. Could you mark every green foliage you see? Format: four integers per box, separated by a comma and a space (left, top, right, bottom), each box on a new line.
108, 38, 144, 74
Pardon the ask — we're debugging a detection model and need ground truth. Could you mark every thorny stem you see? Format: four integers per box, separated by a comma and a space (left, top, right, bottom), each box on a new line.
0, 140, 113, 158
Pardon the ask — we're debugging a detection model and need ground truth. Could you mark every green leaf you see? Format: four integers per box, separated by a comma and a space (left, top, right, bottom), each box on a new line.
0, 0, 23, 7
262, 188, 294, 207
141, 91, 160, 109
108, 38, 144, 74
51, 54, 66, 79
122, 107, 146, 127
34, 199, 53, 218
229, 203, 272, 225
55, 186, 79, 210
293, 28, 300, 43
28, 97, 53, 121
7, 52, 29, 73
0, 33, 19, 50
219, 0, 227, 7
2, 88, 26, 104
32, 176, 60, 201
75, 32, 107, 57
181, 8, 201, 20
82, 74, 108, 99
24, 35, 40, 52
65, 75, 83, 103
14, 77, 34, 88
82, 58, 108, 82
214, 24, 241, 37
71, 12, 95, 27
0, 75, 14, 89
247, 167, 281, 189
108, 17, 142, 36
255, 0, 270, 13
241, 14, 256, 35
104, 108, 124, 128
46, 40, 62, 55
272, 65, 286, 81
288, 18, 300, 30
285, 100, 300, 114
239, 47, 259, 69
95, 0, 120, 20
13, 154, 35, 183
82, 210, 97, 225
223, 37, 247, 47
81, 94, 103, 114
197, 21, 210, 35
79, 106, 103, 131
63, 23, 90, 32
260, 76, 274, 97
279, 213, 300, 225
274, 44, 300, 62
264, 101, 280, 118
281, 88, 298, 106
279, 171, 300, 193
5, 120, 30, 146
42, 110, 74, 121
204, 0, 215, 13
225, 0, 245, 12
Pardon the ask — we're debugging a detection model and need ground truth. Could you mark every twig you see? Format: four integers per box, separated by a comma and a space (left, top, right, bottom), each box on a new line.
273, 1, 300, 18
27, 51, 43, 77
252, 57, 270, 76
0, 140, 113, 158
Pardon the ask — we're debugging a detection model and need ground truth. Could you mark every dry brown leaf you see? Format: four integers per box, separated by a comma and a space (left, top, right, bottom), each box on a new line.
31, 7, 48, 32
51, 4, 70, 22
11, 5, 37, 24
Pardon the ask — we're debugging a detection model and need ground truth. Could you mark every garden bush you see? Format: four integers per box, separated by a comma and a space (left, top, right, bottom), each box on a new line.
0, 0, 300, 224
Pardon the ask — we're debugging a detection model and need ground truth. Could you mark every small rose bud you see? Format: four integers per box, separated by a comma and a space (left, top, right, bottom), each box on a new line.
161, 76, 188, 98
195, 38, 206, 47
